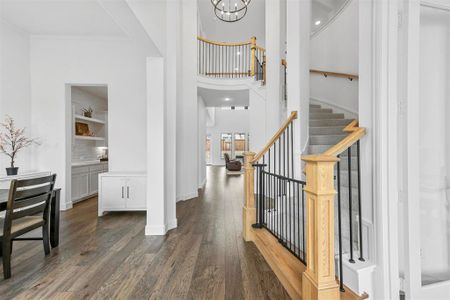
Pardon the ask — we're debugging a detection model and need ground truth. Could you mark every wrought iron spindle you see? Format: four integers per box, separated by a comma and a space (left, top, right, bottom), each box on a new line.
348, 146, 355, 263
337, 155, 345, 292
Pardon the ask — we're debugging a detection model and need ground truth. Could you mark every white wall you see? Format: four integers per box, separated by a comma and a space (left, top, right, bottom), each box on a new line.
206, 108, 249, 166
310, 0, 358, 115
29, 37, 150, 209
198, 96, 206, 187
0, 22, 32, 172
287, 0, 310, 176
265, 0, 283, 138
249, 87, 267, 153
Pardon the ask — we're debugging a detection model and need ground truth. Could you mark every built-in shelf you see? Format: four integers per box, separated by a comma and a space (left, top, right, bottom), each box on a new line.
74, 114, 106, 125
74, 136, 105, 141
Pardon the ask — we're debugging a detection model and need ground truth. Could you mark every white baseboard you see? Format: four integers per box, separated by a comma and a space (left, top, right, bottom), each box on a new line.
198, 178, 207, 189
310, 97, 358, 119
166, 218, 178, 231
145, 224, 167, 236
176, 191, 199, 202
60, 201, 73, 211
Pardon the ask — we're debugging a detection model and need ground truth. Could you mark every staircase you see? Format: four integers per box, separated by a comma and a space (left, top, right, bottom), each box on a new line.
309, 103, 353, 154
308, 103, 361, 258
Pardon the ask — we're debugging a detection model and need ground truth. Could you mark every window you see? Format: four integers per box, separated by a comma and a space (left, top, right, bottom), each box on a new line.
220, 133, 232, 158
234, 133, 246, 158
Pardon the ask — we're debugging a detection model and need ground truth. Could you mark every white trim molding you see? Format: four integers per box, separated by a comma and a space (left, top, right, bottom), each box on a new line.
176, 191, 199, 202
145, 225, 167, 236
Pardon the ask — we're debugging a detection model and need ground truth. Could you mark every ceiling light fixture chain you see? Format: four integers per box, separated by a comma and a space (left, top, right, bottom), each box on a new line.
211, 0, 251, 23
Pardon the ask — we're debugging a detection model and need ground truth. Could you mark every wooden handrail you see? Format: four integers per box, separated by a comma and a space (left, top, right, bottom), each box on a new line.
198, 35, 265, 81
197, 36, 251, 47
310, 69, 359, 81
255, 45, 266, 52
323, 120, 366, 156
250, 111, 297, 163
205, 72, 250, 76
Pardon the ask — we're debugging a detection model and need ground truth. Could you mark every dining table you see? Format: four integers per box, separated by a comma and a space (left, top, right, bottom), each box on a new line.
0, 188, 61, 248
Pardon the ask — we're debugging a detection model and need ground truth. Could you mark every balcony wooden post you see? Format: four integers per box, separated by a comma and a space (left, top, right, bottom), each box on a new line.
243, 151, 256, 242
250, 36, 257, 77
301, 155, 340, 300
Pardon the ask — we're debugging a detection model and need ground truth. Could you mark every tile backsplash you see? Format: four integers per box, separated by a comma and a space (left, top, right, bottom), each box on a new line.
72, 141, 103, 162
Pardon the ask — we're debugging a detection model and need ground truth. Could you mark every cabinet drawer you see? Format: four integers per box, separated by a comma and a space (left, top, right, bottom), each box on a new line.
89, 164, 104, 172
72, 166, 89, 175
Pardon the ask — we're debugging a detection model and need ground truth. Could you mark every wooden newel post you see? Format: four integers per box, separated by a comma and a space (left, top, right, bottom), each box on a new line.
243, 151, 256, 242
301, 155, 340, 300
250, 36, 257, 77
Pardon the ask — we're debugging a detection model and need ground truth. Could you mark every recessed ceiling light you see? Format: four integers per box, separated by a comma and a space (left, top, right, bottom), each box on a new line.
224, 97, 231, 101
315, 20, 321, 26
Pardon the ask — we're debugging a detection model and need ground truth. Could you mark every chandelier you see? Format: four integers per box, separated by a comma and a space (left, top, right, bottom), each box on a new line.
211, 0, 251, 23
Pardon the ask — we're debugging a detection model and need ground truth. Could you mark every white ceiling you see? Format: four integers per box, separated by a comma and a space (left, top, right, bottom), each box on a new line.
198, 87, 249, 107
198, 0, 351, 43
198, 0, 266, 46
75, 86, 108, 101
0, 0, 126, 37
312, 0, 350, 35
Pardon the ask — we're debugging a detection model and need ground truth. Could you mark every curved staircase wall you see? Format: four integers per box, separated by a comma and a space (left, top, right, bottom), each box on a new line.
310, 0, 359, 116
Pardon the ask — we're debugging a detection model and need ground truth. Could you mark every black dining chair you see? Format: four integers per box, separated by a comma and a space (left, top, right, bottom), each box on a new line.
0, 174, 56, 279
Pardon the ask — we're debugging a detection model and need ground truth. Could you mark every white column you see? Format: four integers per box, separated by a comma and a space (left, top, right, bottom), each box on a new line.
177, 0, 198, 201
146, 57, 166, 235
164, 0, 180, 230
265, 0, 282, 139
287, 0, 310, 179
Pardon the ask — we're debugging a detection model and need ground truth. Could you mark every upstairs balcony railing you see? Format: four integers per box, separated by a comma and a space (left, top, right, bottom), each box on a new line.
197, 36, 266, 83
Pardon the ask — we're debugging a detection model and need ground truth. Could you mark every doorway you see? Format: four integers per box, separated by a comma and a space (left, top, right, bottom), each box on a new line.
65, 84, 109, 210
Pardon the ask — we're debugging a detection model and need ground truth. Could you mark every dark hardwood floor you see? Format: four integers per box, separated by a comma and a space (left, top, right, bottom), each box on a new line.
0, 166, 289, 299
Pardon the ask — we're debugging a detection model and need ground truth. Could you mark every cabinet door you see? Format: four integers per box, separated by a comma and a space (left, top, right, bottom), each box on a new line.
89, 171, 101, 195
101, 177, 126, 210
72, 173, 89, 201
126, 177, 146, 209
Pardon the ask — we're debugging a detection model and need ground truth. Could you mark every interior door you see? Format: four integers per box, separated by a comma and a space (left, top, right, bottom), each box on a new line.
402, 1, 450, 298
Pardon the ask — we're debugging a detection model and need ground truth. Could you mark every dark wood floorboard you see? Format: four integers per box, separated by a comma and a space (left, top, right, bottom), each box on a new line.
0, 166, 290, 299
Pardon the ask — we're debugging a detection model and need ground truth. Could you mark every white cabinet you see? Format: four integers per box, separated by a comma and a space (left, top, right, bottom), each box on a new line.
71, 163, 108, 203
126, 176, 147, 209
100, 177, 126, 211
98, 173, 146, 216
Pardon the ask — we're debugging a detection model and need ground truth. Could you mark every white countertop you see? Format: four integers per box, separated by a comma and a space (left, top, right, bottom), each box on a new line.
72, 160, 108, 167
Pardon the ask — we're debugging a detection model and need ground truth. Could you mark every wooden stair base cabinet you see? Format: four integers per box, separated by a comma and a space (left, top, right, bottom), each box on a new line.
250, 228, 364, 300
